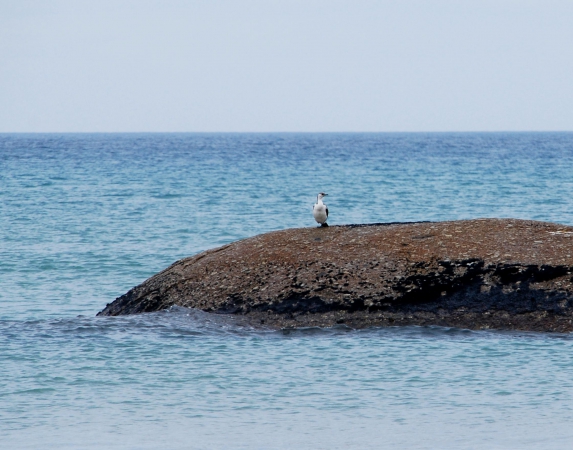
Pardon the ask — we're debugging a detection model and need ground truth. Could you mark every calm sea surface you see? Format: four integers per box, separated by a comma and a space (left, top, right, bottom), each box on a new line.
1, 133, 573, 449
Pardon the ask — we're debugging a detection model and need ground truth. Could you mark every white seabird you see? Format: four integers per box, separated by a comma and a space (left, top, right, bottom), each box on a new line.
313, 192, 329, 227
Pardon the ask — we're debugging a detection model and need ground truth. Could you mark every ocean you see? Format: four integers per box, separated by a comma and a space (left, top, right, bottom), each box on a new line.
1, 132, 573, 449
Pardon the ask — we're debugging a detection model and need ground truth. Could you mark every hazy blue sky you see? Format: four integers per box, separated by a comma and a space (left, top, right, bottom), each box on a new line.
1, 0, 572, 132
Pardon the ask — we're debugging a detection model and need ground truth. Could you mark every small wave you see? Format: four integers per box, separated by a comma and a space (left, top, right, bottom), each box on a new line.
151, 193, 185, 199
2, 308, 571, 343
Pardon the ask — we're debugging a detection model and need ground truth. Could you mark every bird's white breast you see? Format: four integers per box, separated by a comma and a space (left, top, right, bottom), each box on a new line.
313, 204, 327, 223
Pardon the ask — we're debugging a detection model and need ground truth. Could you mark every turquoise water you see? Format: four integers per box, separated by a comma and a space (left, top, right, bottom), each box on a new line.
1, 133, 573, 449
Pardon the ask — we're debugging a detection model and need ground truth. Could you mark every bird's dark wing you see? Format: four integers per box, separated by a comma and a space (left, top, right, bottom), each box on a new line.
326, 207, 329, 218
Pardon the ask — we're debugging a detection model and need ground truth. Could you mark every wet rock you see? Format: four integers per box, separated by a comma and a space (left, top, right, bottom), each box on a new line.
98, 219, 573, 332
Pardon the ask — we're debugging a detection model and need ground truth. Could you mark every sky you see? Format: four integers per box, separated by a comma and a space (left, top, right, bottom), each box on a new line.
0, 0, 572, 132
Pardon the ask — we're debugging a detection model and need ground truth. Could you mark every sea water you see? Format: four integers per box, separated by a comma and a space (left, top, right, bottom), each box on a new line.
1, 133, 573, 449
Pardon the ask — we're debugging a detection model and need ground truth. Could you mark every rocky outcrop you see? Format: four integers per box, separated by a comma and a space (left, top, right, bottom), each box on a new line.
98, 219, 573, 332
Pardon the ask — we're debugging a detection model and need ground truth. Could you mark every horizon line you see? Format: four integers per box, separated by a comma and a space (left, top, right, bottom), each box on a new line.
1, 130, 572, 134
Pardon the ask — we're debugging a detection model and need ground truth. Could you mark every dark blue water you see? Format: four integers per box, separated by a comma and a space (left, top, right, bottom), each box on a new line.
1, 133, 573, 449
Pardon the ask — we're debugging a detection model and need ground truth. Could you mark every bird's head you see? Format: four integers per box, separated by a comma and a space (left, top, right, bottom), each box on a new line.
317, 192, 328, 200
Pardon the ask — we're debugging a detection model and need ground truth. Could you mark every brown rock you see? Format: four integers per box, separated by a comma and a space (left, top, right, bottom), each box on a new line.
97, 219, 573, 332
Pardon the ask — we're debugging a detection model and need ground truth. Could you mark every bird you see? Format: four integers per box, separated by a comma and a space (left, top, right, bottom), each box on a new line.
313, 192, 329, 227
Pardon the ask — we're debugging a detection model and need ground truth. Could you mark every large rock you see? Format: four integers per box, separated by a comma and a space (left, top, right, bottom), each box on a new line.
98, 219, 573, 332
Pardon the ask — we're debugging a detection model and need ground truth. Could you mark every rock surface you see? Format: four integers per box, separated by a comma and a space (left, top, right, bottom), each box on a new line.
98, 219, 573, 332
